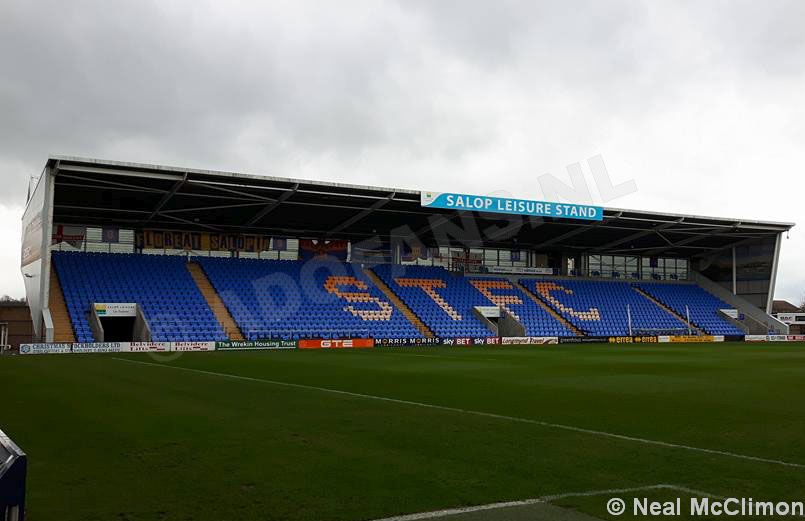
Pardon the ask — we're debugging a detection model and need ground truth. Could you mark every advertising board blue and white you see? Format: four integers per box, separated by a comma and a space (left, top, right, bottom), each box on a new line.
19, 343, 72, 355
421, 192, 603, 221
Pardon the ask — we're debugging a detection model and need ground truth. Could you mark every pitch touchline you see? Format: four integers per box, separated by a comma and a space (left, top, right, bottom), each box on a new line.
370, 484, 725, 521
112, 357, 805, 469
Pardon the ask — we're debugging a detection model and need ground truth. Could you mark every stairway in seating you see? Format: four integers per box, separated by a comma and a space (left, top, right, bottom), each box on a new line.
365, 268, 434, 338
49, 265, 76, 343
187, 262, 245, 341
632, 286, 705, 335
514, 280, 584, 337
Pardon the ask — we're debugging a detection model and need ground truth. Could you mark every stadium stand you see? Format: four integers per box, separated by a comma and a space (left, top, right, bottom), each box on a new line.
49, 251, 750, 342
52, 252, 227, 342
467, 278, 575, 337
519, 278, 689, 336
371, 266, 572, 337
196, 257, 422, 340
371, 265, 493, 337
635, 282, 746, 335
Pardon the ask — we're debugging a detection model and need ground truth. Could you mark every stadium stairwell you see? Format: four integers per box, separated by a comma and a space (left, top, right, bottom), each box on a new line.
187, 262, 245, 341
514, 280, 584, 336
632, 286, 705, 335
365, 268, 434, 338
48, 265, 76, 343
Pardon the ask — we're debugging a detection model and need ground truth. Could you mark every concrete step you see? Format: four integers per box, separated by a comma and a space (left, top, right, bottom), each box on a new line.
49, 266, 76, 343
365, 268, 434, 338
187, 262, 245, 341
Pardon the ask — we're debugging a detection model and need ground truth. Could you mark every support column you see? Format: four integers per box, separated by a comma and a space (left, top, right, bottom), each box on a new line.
767, 233, 782, 314
732, 247, 737, 295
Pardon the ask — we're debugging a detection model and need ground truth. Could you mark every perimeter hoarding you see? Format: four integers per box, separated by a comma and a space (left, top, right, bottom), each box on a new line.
298, 339, 374, 349
421, 192, 603, 221
216, 340, 297, 350
745, 335, 805, 342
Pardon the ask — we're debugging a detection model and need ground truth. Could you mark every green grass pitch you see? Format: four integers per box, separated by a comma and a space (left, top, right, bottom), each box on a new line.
2, 343, 805, 521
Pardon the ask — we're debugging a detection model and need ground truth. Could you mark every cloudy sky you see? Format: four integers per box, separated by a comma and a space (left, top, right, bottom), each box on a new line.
1, 0, 803, 302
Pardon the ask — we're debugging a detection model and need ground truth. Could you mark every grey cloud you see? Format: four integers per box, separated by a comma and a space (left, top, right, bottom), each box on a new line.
1, 0, 804, 299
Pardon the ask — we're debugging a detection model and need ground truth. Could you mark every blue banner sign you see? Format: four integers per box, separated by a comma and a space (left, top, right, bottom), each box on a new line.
421, 192, 603, 221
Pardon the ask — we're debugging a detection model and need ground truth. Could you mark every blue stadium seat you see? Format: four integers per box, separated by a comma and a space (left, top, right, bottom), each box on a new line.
372, 265, 574, 338
196, 257, 422, 341
635, 282, 745, 336
52, 252, 227, 342
519, 278, 688, 337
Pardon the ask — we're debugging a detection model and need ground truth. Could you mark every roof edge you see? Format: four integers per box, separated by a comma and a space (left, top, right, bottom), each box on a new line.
47, 155, 796, 230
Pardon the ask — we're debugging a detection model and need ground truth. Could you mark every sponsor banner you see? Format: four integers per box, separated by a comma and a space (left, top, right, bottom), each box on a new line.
19, 343, 72, 355
272, 237, 288, 251
102, 226, 120, 243
713, 335, 725, 342
172, 342, 216, 352
475, 306, 501, 318
128, 342, 170, 352
439, 337, 472, 346
720, 309, 739, 319
776, 313, 805, 324
51, 224, 86, 249
216, 340, 296, 350
401, 243, 430, 262
72, 342, 130, 353
501, 336, 559, 345
559, 336, 609, 344
744, 335, 805, 342
375, 338, 443, 347
662, 335, 715, 343
21, 181, 45, 266
298, 339, 374, 349
420, 191, 603, 221
607, 336, 659, 344
21, 213, 43, 265
298, 239, 349, 262
486, 266, 553, 275
745, 335, 769, 342
23, 341, 206, 353
471, 337, 501, 345
94, 302, 137, 317
137, 229, 272, 253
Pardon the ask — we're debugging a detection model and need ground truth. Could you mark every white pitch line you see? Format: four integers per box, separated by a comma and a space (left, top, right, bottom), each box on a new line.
111, 357, 805, 470
370, 484, 723, 521
367, 497, 545, 521
539, 484, 725, 502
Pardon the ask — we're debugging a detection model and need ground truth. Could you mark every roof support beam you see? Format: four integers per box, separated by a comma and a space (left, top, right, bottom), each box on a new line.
327, 192, 395, 236
533, 213, 622, 249
57, 173, 167, 194
186, 180, 277, 202
596, 217, 684, 250
159, 202, 266, 214
245, 183, 299, 226
144, 173, 187, 223
54, 204, 149, 214
157, 213, 222, 232
645, 224, 742, 256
